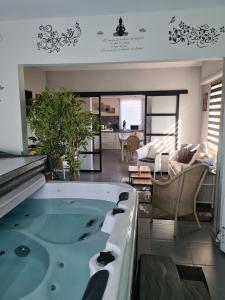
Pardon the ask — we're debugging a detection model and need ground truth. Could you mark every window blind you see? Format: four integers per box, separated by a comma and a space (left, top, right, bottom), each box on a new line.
207, 81, 223, 150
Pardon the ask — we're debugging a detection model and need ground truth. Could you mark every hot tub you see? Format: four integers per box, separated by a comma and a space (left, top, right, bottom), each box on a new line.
0, 157, 138, 300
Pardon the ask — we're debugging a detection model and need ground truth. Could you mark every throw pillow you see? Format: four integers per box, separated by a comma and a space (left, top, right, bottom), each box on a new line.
189, 146, 209, 165
177, 144, 198, 164
147, 141, 164, 159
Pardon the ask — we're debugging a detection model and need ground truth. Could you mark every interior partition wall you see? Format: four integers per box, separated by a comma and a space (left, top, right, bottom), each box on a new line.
144, 90, 188, 151
77, 90, 187, 172
75, 94, 102, 172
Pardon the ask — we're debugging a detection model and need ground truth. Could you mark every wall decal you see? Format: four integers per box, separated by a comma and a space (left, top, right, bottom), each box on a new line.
113, 17, 128, 36
37, 22, 81, 53
97, 31, 104, 35
169, 20, 225, 48
0, 83, 4, 103
169, 16, 176, 25
139, 28, 146, 33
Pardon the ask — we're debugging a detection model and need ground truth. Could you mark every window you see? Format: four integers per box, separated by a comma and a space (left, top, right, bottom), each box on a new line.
120, 98, 143, 130
207, 80, 223, 151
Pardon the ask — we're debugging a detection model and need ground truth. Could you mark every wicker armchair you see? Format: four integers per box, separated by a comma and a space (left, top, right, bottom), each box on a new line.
151, 163, 209, 237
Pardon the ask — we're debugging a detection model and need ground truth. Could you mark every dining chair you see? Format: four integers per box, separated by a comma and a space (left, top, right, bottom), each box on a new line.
127, 135, 140, 161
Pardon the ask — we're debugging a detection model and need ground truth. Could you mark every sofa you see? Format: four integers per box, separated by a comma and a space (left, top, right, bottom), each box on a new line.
168, 142, 216, 204
136, 140, 169, 178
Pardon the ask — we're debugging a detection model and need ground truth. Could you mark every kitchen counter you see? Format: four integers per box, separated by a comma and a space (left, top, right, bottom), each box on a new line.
101, 129, 143, 133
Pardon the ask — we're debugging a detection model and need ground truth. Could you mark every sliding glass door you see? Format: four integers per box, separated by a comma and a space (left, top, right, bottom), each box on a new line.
144, 93, 180, 152
78, 96, 102, 172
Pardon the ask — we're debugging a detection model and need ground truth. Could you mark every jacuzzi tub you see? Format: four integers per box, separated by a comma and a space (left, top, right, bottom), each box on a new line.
0, 180, 138, 300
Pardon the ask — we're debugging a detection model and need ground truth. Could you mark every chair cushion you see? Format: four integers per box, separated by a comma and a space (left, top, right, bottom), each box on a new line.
177, 144, 198, 164
139, 157, 155, 163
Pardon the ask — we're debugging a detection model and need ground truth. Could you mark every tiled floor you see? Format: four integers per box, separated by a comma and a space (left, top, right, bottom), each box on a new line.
80, 149, 129, 182
80, 149, 225, 300
138, 218, 225, 300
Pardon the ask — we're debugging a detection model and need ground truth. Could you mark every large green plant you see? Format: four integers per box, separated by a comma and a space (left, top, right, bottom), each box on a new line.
28, 88, 98, 177
27, 88, 67, 163
62, 95, 98, 176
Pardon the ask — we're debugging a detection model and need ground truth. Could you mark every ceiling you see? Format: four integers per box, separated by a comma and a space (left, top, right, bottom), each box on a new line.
35, 60, 203, 72
1, 0, 225, 21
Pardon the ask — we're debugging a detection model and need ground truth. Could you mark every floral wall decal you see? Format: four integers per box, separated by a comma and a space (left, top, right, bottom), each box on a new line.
37, 22, 81, 53
169, 19, 225, 48
169, 16, 176, 25
0, 83, 4, 103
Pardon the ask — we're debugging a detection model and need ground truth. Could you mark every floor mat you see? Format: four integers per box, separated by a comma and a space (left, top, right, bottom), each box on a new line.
176, 265, 210, 299
176, 264, 210, 292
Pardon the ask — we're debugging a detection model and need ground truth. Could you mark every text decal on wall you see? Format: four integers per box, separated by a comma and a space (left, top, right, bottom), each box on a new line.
98, 17, 146, 53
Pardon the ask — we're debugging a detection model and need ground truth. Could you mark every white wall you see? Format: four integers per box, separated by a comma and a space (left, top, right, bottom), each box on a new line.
201, 60, 224, 82
46, 67, 202, 144
0, 7, 225, 154
24, 67, 46, 96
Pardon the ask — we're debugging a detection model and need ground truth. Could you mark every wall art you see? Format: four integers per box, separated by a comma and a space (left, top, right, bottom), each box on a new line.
37, 22, 81, 53
169, 19, 225, 48
98, 17, 145, 53
113, 17, 128, 36
169, 16, 176, 25
202, 92, 208, 111
0, 83, 4, 103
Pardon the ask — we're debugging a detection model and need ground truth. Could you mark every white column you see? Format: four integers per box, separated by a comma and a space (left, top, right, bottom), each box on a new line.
214, 59, 225, 233
0, 64, 27, 154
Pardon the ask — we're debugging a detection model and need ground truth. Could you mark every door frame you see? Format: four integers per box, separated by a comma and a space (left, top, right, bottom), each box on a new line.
144, 91, 187, 149
79, 90, 188, 170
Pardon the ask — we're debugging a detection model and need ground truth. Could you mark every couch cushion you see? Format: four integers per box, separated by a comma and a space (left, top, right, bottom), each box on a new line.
177, 144, 198, 164
189, 142, 209, 165
170, 160, 189, 174
147, 141, 164, 159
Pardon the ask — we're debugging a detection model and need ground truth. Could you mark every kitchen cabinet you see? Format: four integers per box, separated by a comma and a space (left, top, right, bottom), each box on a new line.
95, 131, 144, 150
102, 132, 120, 149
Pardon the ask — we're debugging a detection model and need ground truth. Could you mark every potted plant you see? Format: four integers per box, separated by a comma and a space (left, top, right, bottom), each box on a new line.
28, 88, 68, 176
28, 88, 98, 180
62, 94, 98, 180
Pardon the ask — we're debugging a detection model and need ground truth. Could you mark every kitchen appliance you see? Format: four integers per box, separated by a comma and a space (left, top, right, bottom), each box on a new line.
130, 125, 139, 130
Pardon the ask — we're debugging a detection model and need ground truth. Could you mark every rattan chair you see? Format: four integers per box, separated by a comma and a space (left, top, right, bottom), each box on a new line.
151, 163, 209, 237
127, 135, 140, 161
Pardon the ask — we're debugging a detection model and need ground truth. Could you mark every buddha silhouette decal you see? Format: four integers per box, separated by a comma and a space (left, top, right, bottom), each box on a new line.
114, 17, 128, 36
